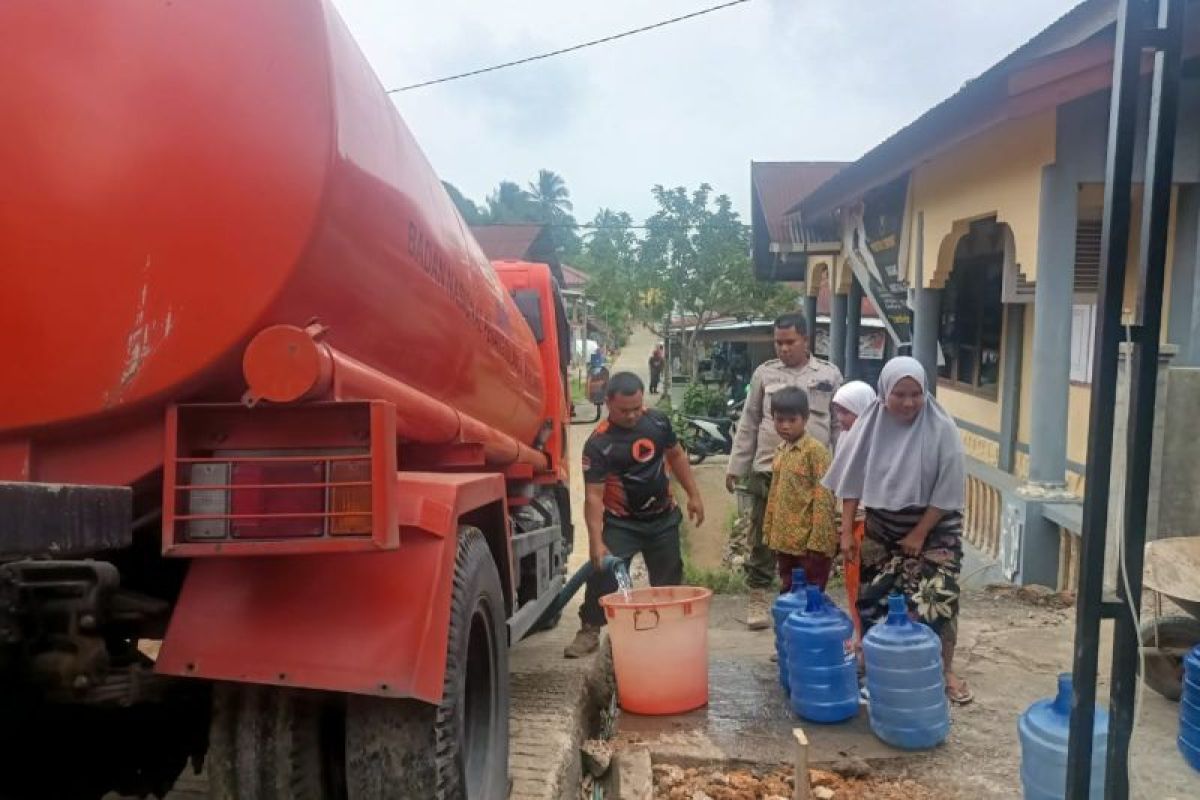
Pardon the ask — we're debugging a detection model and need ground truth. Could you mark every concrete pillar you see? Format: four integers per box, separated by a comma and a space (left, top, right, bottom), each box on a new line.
912, 288, 942, 393
829, 290, 848, 372
804, 294, 818, 340
1167, 184, 1200, 366
845, 278, 863, 380
1024, 164, 1076, 492
998, 304, 1025, 474
1105, 344, 1177, 589
911, 211, 942, 393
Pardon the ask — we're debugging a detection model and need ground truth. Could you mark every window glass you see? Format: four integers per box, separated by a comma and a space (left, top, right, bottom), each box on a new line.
941, 252, 1003, 396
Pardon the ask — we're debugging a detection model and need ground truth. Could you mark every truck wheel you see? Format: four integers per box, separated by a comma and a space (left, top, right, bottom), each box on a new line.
207, 683, 343, 800
345, 527, 509, 800
1139, 615, 1200, 701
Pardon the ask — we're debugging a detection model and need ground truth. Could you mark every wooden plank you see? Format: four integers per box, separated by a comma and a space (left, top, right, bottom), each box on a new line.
793, 727, 811, 800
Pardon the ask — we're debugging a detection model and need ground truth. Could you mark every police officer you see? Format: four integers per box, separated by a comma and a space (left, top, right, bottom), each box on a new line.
725, 312, 843, 630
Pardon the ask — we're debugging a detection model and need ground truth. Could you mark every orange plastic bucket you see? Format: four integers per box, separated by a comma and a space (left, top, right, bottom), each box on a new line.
600, 586, 713, 715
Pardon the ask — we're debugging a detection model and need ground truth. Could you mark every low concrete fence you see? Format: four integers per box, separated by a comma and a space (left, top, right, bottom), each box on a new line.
963, 456, 1082, 589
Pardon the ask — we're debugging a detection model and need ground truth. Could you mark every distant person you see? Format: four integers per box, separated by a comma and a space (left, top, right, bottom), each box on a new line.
762, 386, 838, 592
589, 348, 604, 371
564, 372, 705, 658
648, 345, 665, 394
726, 313, 843, 630
729, 350, 751, 403
828, 380, 878, 639
822, 357, 972, 705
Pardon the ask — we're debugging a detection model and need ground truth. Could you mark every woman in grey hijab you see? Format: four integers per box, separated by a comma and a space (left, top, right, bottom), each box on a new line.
822, 356, 971, 704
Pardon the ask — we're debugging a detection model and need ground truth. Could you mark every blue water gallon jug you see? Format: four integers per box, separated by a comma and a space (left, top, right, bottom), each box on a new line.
783, 586, 858, 723
771, 568, 808, 691
1018, 673, 1109, 798
862, 593, 949, 749
1181, 645, 1200, 772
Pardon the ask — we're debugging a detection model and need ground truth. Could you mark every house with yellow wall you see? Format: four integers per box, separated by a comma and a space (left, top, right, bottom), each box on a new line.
767, 0, 1200, 587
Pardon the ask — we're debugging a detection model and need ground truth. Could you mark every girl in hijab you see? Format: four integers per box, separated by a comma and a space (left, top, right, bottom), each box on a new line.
823, 357, 971, 705
830, 381, 877, 640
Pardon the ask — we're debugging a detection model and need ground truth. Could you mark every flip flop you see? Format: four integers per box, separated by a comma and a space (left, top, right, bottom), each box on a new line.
946, 679, 974, 706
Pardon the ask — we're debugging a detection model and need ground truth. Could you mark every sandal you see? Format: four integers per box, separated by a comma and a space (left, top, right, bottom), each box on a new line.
946, 674, 974, 706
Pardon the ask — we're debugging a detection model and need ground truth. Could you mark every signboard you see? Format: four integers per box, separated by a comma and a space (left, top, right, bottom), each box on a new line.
843, 175, 913, 348
813, 326, 830, 357
858, 330, 886, 360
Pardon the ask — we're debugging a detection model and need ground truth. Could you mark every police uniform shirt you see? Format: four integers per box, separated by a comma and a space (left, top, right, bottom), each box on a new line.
727, 356, 845, 476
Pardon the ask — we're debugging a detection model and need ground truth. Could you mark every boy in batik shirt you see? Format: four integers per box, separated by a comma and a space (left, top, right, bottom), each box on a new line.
762, 386, 838, 591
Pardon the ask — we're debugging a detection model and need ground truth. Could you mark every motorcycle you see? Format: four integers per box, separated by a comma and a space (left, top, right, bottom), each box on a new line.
681, 397, 743, 465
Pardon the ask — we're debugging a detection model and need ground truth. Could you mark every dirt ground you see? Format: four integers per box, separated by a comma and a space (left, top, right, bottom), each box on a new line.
684, 456, 736, 571
656, 511, 1200, 799
652, 764, 938, 800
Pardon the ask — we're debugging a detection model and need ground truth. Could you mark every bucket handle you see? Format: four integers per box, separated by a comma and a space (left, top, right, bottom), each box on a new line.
633, 609, 660, 631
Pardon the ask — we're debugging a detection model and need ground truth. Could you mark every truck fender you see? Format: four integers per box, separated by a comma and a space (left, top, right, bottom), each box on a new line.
155, 473, 507, 703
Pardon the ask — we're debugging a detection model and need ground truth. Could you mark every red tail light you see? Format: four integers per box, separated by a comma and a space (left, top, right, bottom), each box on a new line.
164, 402, 398, 556
229, 461, 327, 538
177, 455, 372, 541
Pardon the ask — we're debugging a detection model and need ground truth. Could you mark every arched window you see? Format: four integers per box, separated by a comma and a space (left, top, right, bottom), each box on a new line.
937, 221, 1005, 397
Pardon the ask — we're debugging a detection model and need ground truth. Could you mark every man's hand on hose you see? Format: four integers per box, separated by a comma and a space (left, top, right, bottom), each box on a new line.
589, 540, 610, 571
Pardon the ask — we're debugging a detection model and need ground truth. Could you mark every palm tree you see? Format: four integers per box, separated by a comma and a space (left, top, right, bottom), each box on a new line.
528, 169, 573, 222
486, 180, 536, 223
442, 181, 485, 224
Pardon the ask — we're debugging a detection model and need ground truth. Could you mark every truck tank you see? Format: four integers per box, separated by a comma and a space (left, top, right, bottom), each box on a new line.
0, 0, 545, 485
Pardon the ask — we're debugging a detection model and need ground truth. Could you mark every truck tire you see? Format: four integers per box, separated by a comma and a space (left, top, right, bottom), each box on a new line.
207, 683, 342, 800
345, 526, 509, 800
1139, 615, 1200, 701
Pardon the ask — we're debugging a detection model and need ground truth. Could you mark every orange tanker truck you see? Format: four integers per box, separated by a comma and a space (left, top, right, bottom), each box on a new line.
0, 2, 574, 798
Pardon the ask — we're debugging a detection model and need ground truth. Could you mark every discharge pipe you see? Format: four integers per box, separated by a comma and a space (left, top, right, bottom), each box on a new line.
241, 324, 548, 471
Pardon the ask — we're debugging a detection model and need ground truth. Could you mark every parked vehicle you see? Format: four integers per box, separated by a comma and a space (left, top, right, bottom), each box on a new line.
681, 398, 743, 464
0, 2, 571, 798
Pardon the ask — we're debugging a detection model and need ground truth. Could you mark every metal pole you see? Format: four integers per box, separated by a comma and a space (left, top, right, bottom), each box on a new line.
1067, 1, 1187, 795
845, 277, 863, 380
1105, 1, 1182, 795
830, 291, 848, 373
1066, 0, 1143, 794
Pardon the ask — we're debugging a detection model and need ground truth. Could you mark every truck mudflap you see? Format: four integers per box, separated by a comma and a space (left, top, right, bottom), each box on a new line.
156, 473, 507, 703
0, 481, 131, 557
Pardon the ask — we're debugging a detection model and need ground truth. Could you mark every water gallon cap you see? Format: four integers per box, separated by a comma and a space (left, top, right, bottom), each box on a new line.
1053, 673, 1073, 715
804, 584, 824, 613
885, 592, 909, 625
790, 568, 808, 593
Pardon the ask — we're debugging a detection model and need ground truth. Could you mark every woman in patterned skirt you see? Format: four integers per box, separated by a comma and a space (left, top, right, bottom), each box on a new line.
822, 357, 971, 705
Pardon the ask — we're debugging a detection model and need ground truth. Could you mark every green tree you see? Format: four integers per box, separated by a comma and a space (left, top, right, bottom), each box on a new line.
528, 169, 573, 220
530, 169, 581, 256
577, 208, 641, 344
442, 181, 486, 224
482, 173, 581, 256
640, 183, 796, 363
486, 180, 537, 223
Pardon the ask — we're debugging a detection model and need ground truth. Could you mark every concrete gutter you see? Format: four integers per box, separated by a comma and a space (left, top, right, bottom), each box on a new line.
508, 619, 614, 800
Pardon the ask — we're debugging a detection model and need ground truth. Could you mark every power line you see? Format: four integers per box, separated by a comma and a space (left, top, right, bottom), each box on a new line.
472, 222, 752, 230
387, 0, 753, 93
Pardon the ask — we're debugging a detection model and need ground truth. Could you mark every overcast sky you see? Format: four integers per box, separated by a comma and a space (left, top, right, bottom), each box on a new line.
332, 0, 1080, 223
